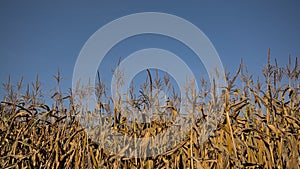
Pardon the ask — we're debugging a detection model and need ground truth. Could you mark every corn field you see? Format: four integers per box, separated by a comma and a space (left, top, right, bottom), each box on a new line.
0, 52, 299, 168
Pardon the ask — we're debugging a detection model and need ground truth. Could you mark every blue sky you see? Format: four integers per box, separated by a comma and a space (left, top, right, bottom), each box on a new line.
0, 1, 299, 99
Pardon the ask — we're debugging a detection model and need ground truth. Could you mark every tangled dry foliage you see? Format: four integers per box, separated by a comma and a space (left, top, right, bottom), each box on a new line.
0, 51, 299, 169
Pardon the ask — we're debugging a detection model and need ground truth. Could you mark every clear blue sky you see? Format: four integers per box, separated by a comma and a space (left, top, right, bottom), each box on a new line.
0, 1, 299, 98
